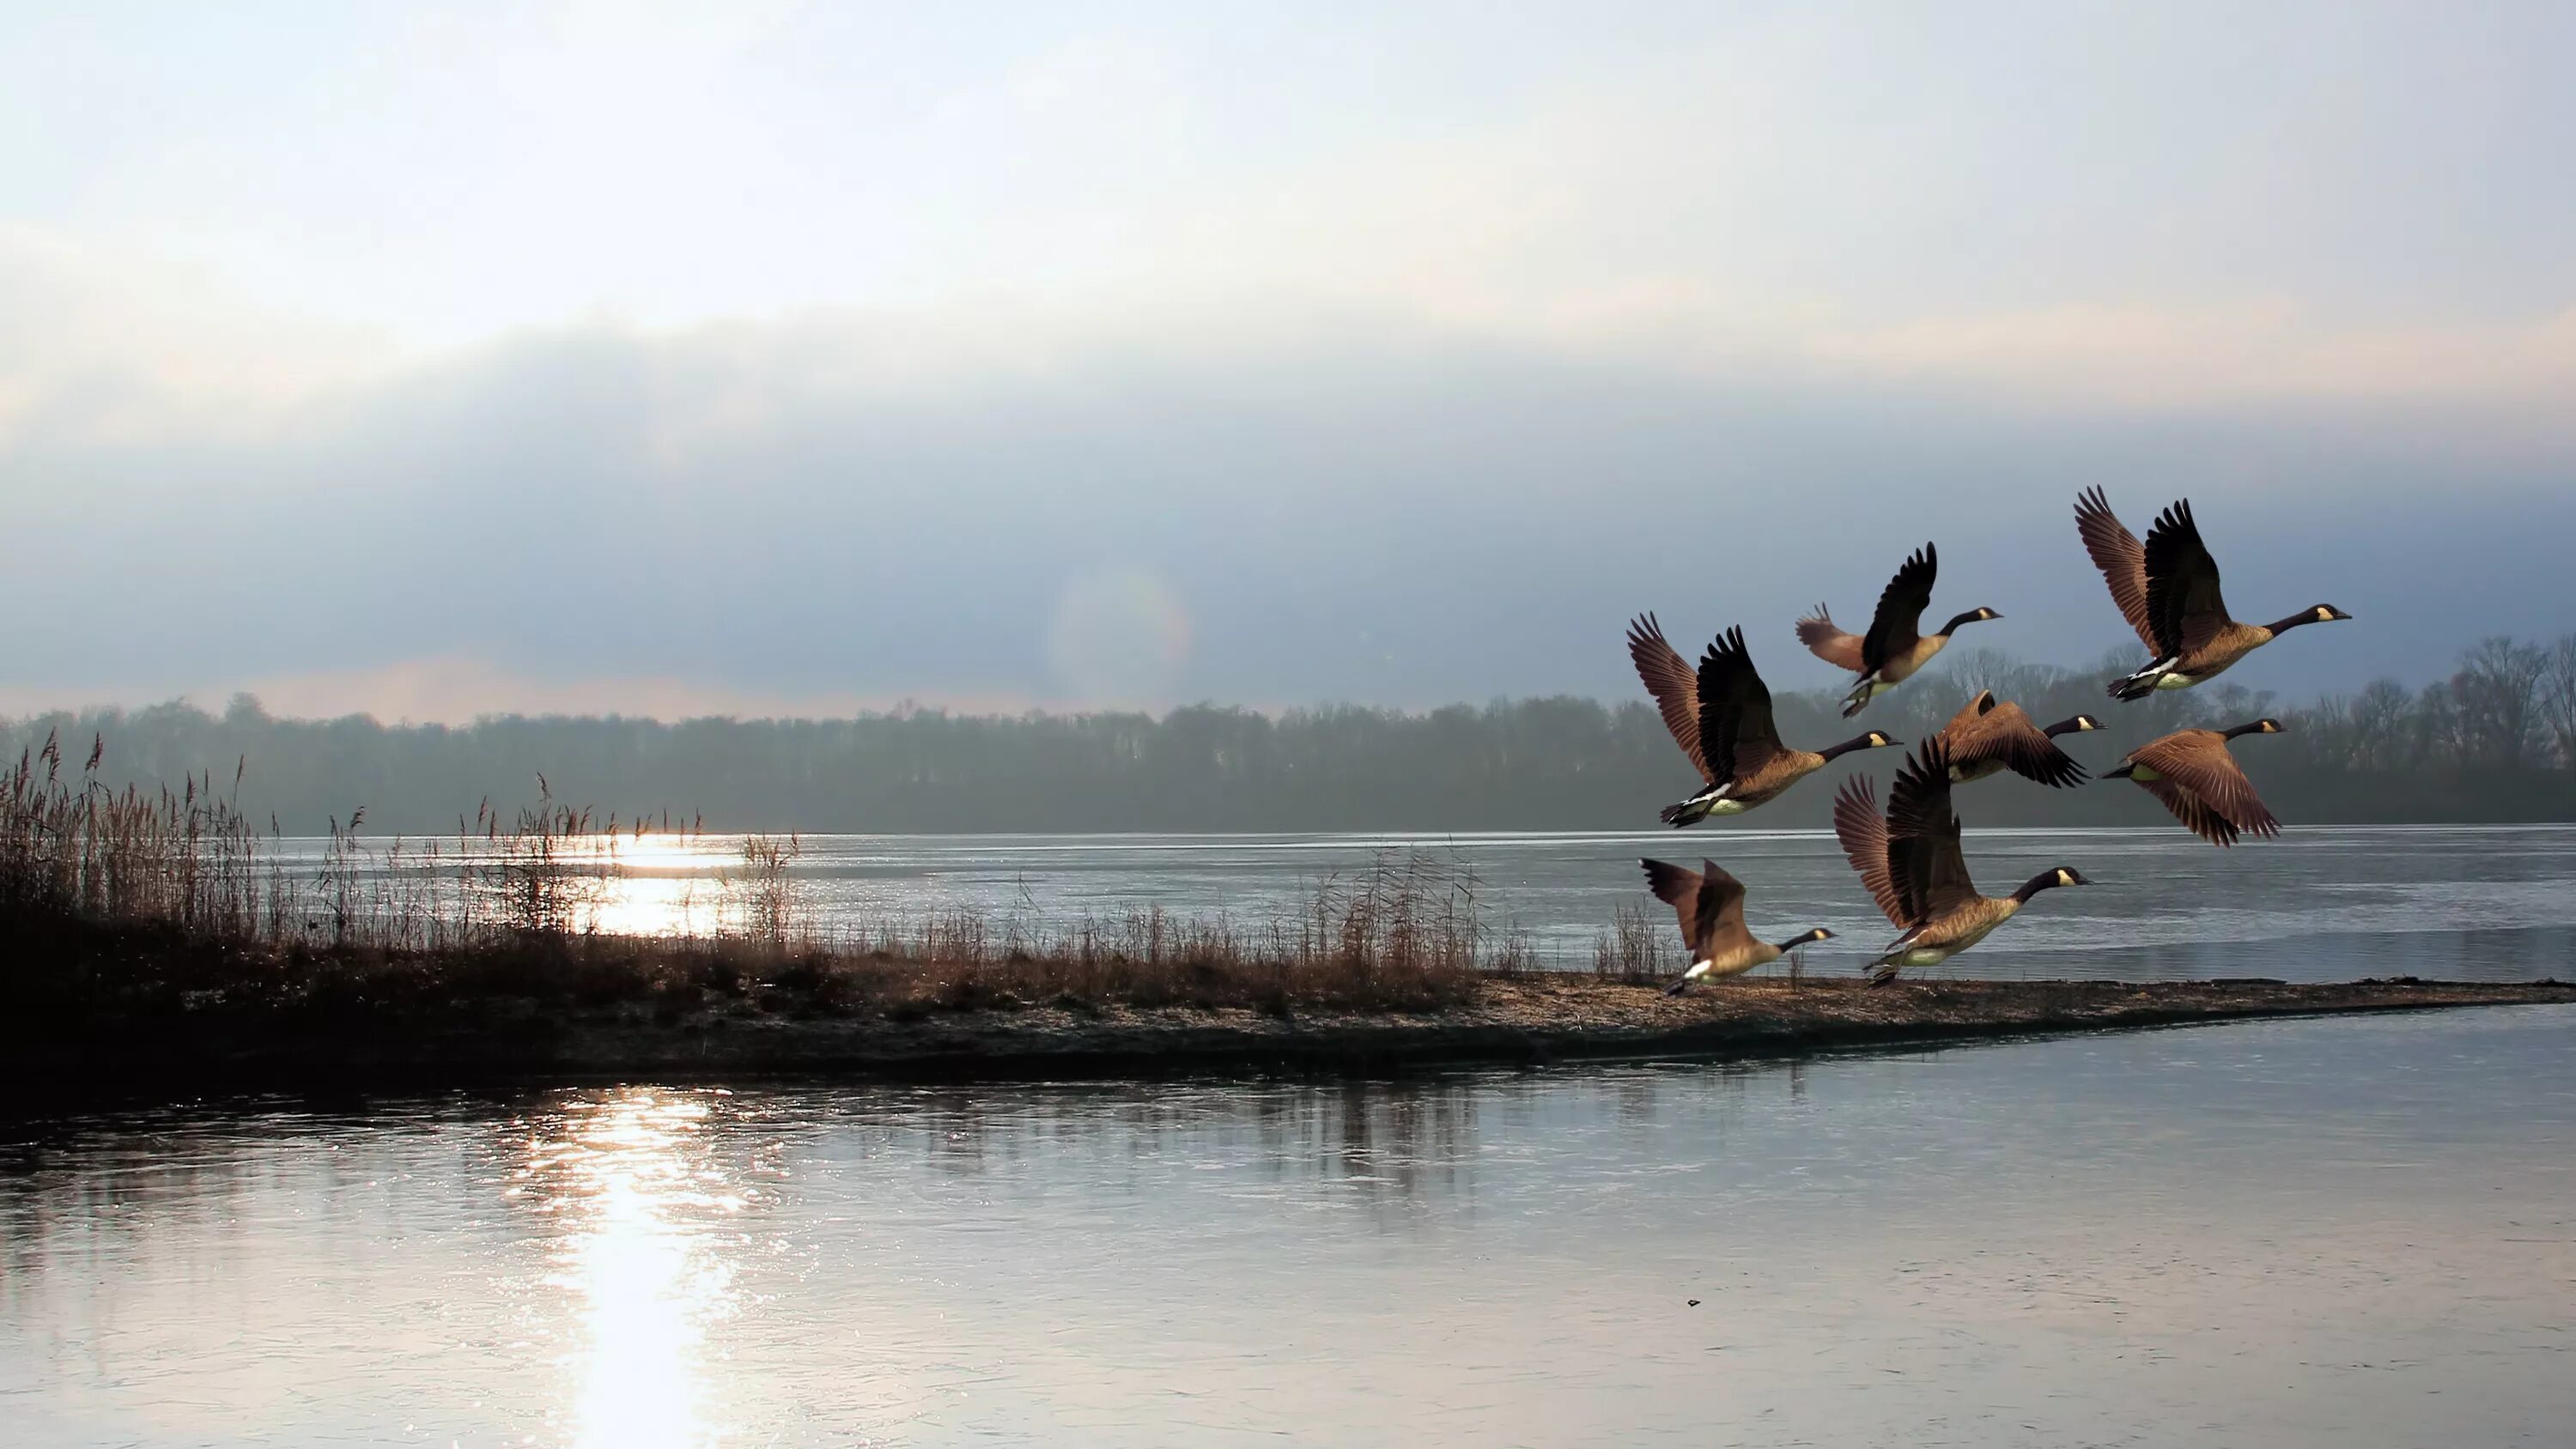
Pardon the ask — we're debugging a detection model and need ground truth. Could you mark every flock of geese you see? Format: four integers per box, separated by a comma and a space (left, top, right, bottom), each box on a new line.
1630, 488, 2352, 991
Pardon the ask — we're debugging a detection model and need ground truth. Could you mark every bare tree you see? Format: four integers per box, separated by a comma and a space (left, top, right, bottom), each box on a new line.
2542, 634, 2576, 773
2348, 678, 2412, 771
2450, 636, 2549, 769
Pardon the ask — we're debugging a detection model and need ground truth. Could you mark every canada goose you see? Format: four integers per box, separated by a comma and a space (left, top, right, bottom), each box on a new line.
2074, 488, 2352, 701
1797, 543, 2002, 718
1832, 739, 2089, 985
1631, 620, 1901, 826
1639, 858, 1832, 995
1933, 689, 2099, 788
2104, 718, 2286, 846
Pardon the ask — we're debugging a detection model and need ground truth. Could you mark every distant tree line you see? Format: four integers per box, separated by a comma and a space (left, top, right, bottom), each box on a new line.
9, 636, 2576, 834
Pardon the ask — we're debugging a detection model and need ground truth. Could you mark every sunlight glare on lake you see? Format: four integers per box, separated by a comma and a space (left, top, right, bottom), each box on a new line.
519, 1091, 745, 1449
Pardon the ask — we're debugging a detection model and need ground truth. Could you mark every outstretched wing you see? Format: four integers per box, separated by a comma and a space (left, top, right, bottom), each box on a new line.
1694, 627, 1782, 782
1886, 740, 1978, 920
1860, 543, 1938, 673
1947, 698, 2087, 788
2075, 487, 2157, 651
1693, 860, 1755, 959
2142, 500, 2233, 658
1832, 774, 1906, 928
1795, 605, 1867, 672
2136, 777, 2242, 847
1626, 614, 1709, 780
1939, 689, 1996, 736
1638, 857, 1705, 943
2134, 731, 2281, 840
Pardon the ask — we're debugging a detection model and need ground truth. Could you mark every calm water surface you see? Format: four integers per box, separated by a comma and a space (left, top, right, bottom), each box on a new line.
293, 824, 2576, 981
4, 1008, 2572, 1446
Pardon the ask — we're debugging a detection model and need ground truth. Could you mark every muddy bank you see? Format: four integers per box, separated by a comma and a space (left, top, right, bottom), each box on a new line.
9, 976, 2570, 1102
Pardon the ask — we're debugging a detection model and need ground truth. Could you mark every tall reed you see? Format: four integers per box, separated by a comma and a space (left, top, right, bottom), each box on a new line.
4, 737, 1548, 1015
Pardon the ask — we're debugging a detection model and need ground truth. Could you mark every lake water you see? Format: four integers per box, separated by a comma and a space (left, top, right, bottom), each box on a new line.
4, 1006, 2571, 1446
290, 824, 2576, 983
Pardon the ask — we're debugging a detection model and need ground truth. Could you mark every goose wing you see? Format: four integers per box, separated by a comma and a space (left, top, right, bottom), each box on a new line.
1947, 697, 2088, 788
1832, 774, 1906, 927
1692, 859, 1756, 959
1935, 688, 1999, 742
1886, 740, 1978, 921
2142, 500, 2235, 658
2075, 487, 2158, 651
1626, 614, 1710, 780
1860, 543, 1938, 672
2132, 731, 2281, 840
1639, 857, 1707, 945
1694, 627, 1781, 782
1795, 605, 1867, 672
2134, 776, 2242, 847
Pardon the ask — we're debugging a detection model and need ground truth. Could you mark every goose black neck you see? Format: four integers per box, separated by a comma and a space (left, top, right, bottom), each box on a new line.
2222, 720, 2278, 741
1937, 610, 1991, 637
1818, 733, 1883, 762
2011, 870, 2069, 903
1771, 929, 1826, 952
2264, 609, 2326, 635
2039, 714, 2093, 737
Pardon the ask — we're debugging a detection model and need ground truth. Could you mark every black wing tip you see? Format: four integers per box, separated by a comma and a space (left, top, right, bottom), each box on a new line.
1697, 624, 1753, 672
2033, 752, 2089, 789
1639, 856, 1687, 894
2150, 496, 2199, 538
1901, 736, 1954, 783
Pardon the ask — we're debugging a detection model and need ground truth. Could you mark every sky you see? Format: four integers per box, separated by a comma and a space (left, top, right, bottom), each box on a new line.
4, 1, 2573, 722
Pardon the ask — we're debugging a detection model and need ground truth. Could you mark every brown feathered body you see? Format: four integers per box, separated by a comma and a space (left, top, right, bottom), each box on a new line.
2110, 720, 2285, 846
2075, 489, 2348, 700
1812, 543, 2002, 718
1933, 690, 2093, 787
1638, 858, 1830, 991
1832, 740, 2087, 984
1627, 616, 1898, 826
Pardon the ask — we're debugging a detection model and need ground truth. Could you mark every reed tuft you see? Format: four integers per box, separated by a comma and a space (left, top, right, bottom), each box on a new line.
3, 737, 1551, 1021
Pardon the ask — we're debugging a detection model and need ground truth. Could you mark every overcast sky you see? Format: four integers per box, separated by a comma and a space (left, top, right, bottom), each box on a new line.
5, 1, 2572, 721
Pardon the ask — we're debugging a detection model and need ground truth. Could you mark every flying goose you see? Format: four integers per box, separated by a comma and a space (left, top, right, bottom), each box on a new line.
2104, 718, 2285, 846
1832, 739, 2090, 985
1639, 858, 1832, 995
1631, 620, 1900, 827
1933, 689, 2099, 788
1797, 543, 2002, 718
2074, 488, 2352, 701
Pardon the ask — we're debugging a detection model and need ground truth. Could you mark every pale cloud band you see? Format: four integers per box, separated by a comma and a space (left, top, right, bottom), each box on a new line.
3, 2, 2572, 718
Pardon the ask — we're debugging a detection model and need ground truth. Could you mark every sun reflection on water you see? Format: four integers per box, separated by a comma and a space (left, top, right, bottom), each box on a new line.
519, 1090, 746, 1449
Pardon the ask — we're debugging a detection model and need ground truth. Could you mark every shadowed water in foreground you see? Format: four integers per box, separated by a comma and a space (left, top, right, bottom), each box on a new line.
4, 1003, 2576, 1441
4, 1006, 2571, 1447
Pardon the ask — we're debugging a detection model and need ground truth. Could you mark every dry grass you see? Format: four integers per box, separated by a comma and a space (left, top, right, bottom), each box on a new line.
3, 732, 1528, 1021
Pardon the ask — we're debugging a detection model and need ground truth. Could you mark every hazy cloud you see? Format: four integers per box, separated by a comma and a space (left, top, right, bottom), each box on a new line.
4, 3, 2572, 718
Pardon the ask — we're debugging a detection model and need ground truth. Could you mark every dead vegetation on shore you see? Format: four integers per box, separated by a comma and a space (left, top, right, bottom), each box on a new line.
5, 731, 1580, 1022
